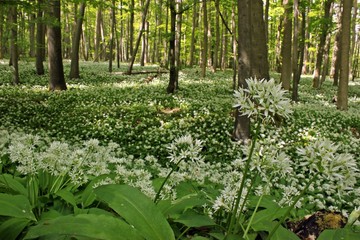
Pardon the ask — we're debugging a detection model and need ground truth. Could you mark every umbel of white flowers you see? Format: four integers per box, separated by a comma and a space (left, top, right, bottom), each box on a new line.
233, 77, 293, 122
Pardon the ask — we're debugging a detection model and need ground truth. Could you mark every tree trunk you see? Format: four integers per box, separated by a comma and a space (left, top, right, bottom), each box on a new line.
129, 0, 135, 59
109, 0, 116, 72
35, 0, 45, 75
167, 0, 177, 93
349, 0, 357, 81
331, 4, 342, 86
47, 0, 67, 91
337, 0, 352, 110
292, 0, 300, 102
126, 0, 151, 74
174, 0, 182, 89
29, 4, 36, 58
280, 0, 293, 90
140, 21, 149, 66
233, 0, 251, 142
0, 5, 3, 59
201, 0, 208, 78
188, 1, 197, 66
320, 32, 332, 84
10, 4, 19, 85
231, 4, 236, 89
94, 8, 103, 62
212, 0, 220, 71
69, 2, 86, 79
312, 0, 333, 88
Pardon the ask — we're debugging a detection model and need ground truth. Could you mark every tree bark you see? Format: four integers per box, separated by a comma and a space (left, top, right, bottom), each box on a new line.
29, 2, 36, 58
129, 0, 135, 59
94, 8, 104, 62
337, 0, 352, 110
188, 1, 197, 66
312, 0, 333, 88
109, 0, 116, 72
47, 0, 67, 91
212, 0, 220, 71
349, 0, 357, 81
331, 4, 342, 86
292, 0, 300, 101
10, 4, 19, 85
167, 0, 177, 93
69, 2, 86, 79
126, 0, 151, 74
201, 0, 208, 78
35, 0, 45, 75
280, 0, 293, 90
0, 5, 3, 59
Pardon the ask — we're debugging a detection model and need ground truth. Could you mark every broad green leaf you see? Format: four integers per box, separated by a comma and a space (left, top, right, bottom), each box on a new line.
0, 217, 30, 240
24, 214, 143, 240
173, 210, 216, 227
95, 184, 175, 240
251, 207, 289, 231
270, 225, 300, 240
80, 174, 111, 208
157, 194, 207, 218
191, 237, 210, 240
0, 193, 36, 221
317, 228, 360, 240
0, 174, 27, 196
56, 189, 77, 207
248, 195, 279, 210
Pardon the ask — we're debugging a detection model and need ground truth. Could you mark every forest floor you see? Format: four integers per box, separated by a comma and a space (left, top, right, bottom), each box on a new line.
0, 61, 359, 239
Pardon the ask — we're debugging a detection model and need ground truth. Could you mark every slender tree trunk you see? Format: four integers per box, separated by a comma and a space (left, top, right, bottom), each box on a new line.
201, 0, 208, 78
292, 0, 300, 101
126, 0, 151, 74
69, 2, 86, 79
163, 5, 169, 67
320, 33, 332, 84
231, 5, 236, 89
175, 0, 182, 89
302, 5, 310, 74
265, 0, 270, 41
81, 23, 89, 61
280, 0, 293, 90
109, 0, 116, 72
331, 4, 342, 86
167, 0, 177, 93
275, 18, 283, 73
129, 0, 135, 59
29, 5, 36, 58
337, 0, 352, 110
0, 5, 3, 59
189, 1, 197, 66
10, 5, 19, 85
212, 0, 220, 71
349, 0, 357, 81
94, 8, 103, 62
312, 0, 333, 88
47, 0, 67, 91
35, 0, 45, 75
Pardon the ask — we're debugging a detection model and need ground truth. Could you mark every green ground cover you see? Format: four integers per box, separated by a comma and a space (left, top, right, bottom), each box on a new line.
0, 61, 359, 239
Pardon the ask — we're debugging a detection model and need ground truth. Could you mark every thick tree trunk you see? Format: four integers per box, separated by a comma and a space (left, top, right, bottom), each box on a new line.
201, 0, 208, 78
312, 0, 333, 88
47, 0, 67, 91
35, 0, 45, 75
337, 0, 352, 110
280, 0, 293, 90
69, 2, 86, 79
10, 5, 19, 85
233, 0, 251, 142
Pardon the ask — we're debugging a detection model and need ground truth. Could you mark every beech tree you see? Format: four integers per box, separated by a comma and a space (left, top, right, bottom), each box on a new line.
233, 0, 269, 142
47, 0, 67, 91
337, 0, 352, 110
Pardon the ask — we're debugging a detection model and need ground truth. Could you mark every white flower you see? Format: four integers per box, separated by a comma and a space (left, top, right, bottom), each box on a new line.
233, 77, 292, 122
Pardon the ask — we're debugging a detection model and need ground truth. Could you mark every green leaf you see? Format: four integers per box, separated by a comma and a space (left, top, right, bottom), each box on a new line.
157, 194, 207, 218
80, 174, 111, 208
270, 225, 300, 240
56, 189, 77, 207
317, 228, 360, 240
0, 174, 27, 196
24, 214, 143, 240
251, 207, 289, 231
0, 218, 30, 240
173, 210, 216, 227
0, 193, 36, 221
94, 184, 175, 240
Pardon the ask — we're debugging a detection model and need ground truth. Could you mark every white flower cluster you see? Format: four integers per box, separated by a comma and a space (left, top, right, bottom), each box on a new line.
233, 77, 293, 122
296, 137, 360, 208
